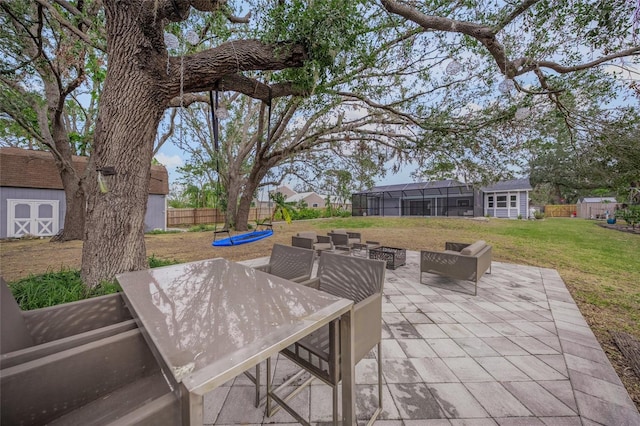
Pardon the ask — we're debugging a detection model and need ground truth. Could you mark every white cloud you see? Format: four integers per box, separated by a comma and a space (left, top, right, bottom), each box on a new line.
154, 152, 184, 169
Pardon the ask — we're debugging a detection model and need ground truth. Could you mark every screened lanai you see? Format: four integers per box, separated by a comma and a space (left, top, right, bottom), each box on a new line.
352, 180, 483, 217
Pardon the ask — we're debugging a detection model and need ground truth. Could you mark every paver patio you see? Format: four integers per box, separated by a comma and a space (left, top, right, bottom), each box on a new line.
204, 251, 640, 425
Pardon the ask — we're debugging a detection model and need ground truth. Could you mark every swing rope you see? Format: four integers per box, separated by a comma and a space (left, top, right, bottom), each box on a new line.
210, 84, 230, 241
259, 87, 274, 231
210, 84, 275, 243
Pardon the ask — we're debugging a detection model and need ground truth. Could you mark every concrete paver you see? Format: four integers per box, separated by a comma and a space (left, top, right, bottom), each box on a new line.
204, 252, 640, 425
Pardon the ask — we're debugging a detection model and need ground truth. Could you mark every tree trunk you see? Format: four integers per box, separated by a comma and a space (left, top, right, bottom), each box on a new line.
49, 106, 87, 242
81, 3, 168, 288
236, 182, 257, 231
51, 175, 86, 242
225, 170, 243, 230
80, 0, 307, 287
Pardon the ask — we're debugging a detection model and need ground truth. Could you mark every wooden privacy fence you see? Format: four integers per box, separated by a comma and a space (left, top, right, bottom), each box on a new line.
167, 207, 274, 227
544, 204, 577, 217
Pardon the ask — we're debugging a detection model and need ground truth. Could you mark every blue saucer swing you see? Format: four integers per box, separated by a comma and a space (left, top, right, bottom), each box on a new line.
212, 228, 273, 247
209, 86, 274, 247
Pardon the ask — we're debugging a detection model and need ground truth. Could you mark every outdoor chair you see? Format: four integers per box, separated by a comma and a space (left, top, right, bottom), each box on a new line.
253, 243, 316, 284
328, 228, 361, 246
265, 252, 386, 425
245, 243, 317, 406
420, 240, 492, 296
291, 231, 334, 254
1, 278, 181, 425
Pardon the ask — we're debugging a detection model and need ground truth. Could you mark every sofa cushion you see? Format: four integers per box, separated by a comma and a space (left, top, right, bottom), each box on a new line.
460, 240, 486, 256
314, 243, 333, 251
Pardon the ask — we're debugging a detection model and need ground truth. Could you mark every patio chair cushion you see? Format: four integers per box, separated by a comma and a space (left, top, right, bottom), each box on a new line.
314, 242, 333, 251
460, 240, 486, 256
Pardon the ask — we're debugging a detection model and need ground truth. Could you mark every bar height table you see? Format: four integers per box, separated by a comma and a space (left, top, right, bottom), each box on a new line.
116, 258, 355, 425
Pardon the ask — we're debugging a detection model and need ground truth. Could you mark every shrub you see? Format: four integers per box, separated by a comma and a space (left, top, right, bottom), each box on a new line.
291, 207, 322, 220
616, 205, 640, 229
188, 224, 216, 232
10, 255, 180, 310
146, 229, 181, 235
9, 269, 120, 311
534, 211, 545, 220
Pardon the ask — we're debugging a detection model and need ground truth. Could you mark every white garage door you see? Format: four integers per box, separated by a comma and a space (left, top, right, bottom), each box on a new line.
7, 199, 59, 237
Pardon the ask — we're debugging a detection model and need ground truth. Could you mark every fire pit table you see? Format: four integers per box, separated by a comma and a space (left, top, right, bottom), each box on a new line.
369, 246, 406, 269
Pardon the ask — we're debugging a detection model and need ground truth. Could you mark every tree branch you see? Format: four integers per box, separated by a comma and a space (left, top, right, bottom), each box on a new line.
171, 40, 308, 97
33, 0, 95, 47
492, 0, 541, 33
518, 47, 640, 75
167, 77, 308, 107
379, 0, 518, 77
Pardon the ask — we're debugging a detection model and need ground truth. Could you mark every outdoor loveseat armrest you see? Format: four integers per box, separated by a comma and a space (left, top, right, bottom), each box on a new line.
445, 242, 471, 252
253, 263, 270, 273
298, 276, 320, 289
327, 232, 349, 247
347, 231, 362, 239
292, 235, 314, 250
255, 263, 311, 284
316, 235, 332, 244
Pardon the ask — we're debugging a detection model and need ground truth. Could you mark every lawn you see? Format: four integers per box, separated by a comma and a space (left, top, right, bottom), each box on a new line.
2, 216, 639, 406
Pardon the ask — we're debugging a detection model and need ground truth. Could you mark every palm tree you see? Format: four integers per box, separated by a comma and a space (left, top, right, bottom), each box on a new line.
270, 192, 295, 224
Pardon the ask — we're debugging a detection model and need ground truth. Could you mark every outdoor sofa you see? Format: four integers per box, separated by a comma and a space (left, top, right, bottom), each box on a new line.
291, 231, 334, 254
420, 240, 492, 296
1, 278, 181, 425
327, 228, 361, 247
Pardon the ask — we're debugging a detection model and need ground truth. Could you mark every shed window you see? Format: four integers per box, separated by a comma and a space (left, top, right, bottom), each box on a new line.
497, 195, 507, 208
312, 203, 318, 207
510, 195, 517, 208
487, 195, 494, 208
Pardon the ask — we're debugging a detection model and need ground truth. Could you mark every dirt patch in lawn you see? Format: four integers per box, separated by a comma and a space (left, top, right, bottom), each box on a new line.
0, 221, 440, 282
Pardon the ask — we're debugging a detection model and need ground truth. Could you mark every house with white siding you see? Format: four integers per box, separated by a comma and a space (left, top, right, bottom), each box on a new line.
0, 148, 169, 238
481, 178, 532, 219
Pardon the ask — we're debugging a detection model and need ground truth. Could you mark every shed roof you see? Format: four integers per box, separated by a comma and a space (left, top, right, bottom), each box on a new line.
578, 197, 618, 203
481, 177, 532, 192
0, 147, 169, 195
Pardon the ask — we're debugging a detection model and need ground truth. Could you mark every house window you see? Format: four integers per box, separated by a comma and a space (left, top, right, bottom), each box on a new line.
487, 195, 494, 208
497, 195, 507, 208
312, 203, 318, 207
510, 195, 517, 208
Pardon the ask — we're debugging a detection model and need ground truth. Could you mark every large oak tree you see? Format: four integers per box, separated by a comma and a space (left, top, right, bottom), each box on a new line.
0, 0, 104, 241
81, 0, 364, 286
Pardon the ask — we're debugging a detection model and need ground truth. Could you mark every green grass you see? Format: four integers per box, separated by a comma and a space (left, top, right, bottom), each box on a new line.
9, 255, 179, 310
319, 216, 640, 334
145, 229, 182, 235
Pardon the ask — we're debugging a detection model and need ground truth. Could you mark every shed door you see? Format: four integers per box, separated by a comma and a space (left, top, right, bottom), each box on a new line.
7, 200, 59, 237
